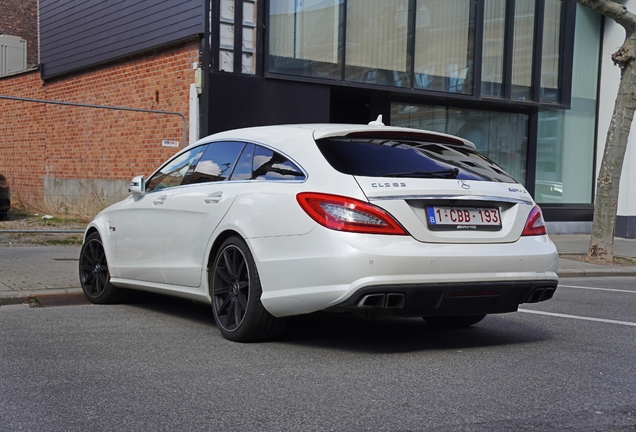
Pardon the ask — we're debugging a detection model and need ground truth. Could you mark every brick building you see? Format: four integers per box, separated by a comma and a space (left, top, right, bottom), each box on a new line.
0, 1, 200, 214
0, 0, 634, 236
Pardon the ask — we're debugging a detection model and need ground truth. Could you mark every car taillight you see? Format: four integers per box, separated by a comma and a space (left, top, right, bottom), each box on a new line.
522, 205, 547, 236
296, 192, 407, 235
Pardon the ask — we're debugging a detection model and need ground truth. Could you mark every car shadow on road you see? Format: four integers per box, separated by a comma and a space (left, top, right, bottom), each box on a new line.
278, 312, 552, 354
123, 291, 216, 326
123, 293, 551, 353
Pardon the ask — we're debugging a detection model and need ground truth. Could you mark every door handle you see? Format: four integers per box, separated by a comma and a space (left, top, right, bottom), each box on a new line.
153, 195, 167, 205
205, 193, 223, 204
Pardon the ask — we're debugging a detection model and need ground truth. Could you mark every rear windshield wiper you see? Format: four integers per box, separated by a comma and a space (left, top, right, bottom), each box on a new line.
385, 168, 459, 179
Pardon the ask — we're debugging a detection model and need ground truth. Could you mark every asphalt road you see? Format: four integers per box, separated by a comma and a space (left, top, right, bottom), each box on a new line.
1, 277, 635, 431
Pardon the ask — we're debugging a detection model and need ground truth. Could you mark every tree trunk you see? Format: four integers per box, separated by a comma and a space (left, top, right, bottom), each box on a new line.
576, 0, 636, 263
588, 40, 636, 262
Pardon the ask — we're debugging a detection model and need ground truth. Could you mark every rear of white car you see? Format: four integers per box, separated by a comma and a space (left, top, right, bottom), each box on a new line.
246, 125, 558, 319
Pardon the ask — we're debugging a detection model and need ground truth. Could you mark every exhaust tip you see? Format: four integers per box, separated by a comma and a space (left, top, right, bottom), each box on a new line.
357, 294, 386, 308
528, 288, 554, 303
356, 293, 405, 309
542, 287, 555, 300
386, 293, 405, 308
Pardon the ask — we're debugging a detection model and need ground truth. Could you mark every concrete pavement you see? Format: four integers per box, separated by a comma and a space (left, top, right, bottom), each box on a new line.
0, 246, 82, 305
552, 234, 636, 277
0, 235, 635, 305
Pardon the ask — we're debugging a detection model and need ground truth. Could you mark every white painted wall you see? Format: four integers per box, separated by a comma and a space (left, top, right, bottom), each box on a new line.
597, 1, 636, 217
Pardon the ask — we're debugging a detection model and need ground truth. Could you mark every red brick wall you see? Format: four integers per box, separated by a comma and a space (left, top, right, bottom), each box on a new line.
0, 72, 45, 204
0, 39, 199, 209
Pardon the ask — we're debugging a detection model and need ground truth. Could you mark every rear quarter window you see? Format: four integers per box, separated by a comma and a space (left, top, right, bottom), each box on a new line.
252, 146, 305, 181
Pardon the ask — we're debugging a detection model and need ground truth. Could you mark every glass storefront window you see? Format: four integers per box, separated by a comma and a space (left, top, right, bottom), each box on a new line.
392, 104, 528, 184
345, 0, 410, 87
268, 0, 342, 79
413, 0, 475, 94
535, 5, 600, 204
481, 0, 506, 98
265, 0, 570, 105
540, 0, 563, 102
511, 0, 535, 101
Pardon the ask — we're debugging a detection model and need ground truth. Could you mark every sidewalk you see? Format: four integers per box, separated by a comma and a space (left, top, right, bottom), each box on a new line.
0, 235, 635, 305
552, 234, 636, 277
0, 246, 82, 305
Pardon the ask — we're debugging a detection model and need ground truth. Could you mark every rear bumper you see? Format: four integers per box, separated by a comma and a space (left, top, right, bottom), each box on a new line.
326, 279, 558, 317
250, 228, 559, 318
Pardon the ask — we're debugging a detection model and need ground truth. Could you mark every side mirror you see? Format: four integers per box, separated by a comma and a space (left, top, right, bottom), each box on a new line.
129, 175, 145, 198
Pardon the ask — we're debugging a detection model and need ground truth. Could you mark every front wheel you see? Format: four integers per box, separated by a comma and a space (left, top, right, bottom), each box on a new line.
79, 232, 129, 304
423, 314, 487, 328
209, 236, 286, 342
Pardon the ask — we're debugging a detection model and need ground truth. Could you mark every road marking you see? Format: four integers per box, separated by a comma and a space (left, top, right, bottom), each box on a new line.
518, 309, 636, 327
559, 284, 636, 294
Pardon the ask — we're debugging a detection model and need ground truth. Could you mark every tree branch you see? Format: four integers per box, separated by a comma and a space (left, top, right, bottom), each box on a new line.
577, 0, 636, 34
577, 0, 636, 68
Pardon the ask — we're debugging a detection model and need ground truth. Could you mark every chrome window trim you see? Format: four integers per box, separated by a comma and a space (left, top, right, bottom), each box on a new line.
368, 195, 533, 206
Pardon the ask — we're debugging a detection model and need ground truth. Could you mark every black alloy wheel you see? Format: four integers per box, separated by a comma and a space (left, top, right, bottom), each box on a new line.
210, 236, 286, 342
79, 232, 128, 304
212, 243, 250, 331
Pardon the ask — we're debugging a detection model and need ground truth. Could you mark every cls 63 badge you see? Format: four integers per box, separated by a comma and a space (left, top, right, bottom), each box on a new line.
371, 182, 407, 188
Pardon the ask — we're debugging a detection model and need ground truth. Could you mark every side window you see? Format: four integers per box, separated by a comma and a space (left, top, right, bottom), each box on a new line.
145, 147, 204, 192
252, 146, 305, 181
183, 141, 245, 185
230, 144, 255, 180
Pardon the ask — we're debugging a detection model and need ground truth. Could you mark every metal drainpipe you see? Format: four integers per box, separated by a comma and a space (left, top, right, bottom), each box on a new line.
0, 95, 188, 148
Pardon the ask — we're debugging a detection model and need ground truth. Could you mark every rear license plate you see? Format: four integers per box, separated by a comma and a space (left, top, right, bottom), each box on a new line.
426, 206, 502, 231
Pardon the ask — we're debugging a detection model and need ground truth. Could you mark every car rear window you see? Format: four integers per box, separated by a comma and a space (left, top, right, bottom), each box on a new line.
315, 137, 517, 183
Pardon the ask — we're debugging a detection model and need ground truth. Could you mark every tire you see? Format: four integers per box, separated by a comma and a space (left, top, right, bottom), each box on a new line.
79, 232, 129, 304
209, 236, 286, 342
423, 314, 487, 328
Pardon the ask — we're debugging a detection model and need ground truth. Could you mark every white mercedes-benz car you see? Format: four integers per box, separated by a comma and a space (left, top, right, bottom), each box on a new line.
80, 119, 558, 342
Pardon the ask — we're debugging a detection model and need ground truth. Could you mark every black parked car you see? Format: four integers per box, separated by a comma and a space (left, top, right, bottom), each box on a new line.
0, 173, 10, 220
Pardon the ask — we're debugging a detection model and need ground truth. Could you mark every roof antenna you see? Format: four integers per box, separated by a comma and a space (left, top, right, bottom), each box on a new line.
368, 115, 384, 127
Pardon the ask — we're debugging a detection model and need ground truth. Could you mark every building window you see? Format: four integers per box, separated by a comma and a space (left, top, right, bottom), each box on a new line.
268, 0, 342, 79
535, 4, 600, 204
540, 0, 564, 103
345, 0, 410, 87
511, 0, 536, 101
266, 0, 571, 106
413, 0, 475, 94
392, 103, 528, 184
481, 0, 506, 98
218, 0, 259, 74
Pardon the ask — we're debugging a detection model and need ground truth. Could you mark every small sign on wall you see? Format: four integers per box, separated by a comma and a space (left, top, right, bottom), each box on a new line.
162, 140, 179, 148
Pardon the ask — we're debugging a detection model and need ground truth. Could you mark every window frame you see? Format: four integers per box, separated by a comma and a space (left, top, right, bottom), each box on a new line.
147, 139, 309, 188
264, 0, 576, 109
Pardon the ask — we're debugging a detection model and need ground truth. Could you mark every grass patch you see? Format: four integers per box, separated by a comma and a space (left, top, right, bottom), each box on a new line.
5, 200, 93, 225
38, 216, 84, 227
615, 256, 636, 266
27, 297, 42, 308
43, 236, 83, 246
2, 207, 86, 229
